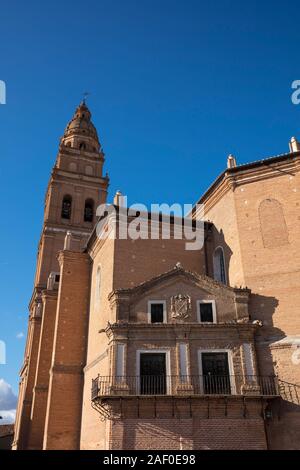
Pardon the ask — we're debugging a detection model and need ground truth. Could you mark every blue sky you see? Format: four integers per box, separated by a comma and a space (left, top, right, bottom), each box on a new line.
1, 0, 300, 411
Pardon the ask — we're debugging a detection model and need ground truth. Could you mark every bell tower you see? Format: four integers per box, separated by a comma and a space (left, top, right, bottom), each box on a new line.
13, 102, 109, 449
36, 101, 109, 286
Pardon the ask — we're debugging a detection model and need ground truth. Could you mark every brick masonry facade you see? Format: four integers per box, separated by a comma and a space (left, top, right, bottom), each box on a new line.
13, 104, 300, 450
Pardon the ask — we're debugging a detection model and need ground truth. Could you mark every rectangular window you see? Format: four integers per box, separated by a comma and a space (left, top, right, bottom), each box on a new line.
150, 303, 164, 323
197, 300, 216, 323
200, 303, 213, 322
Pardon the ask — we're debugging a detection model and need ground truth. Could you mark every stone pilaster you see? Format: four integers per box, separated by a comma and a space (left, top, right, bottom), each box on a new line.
43, 250, 91, 450
27, 290, 58, 449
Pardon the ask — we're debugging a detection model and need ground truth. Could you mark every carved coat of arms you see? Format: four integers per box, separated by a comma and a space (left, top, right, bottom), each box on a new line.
171, 294, 192, 320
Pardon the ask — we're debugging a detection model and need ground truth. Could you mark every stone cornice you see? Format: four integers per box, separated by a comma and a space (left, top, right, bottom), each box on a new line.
51, 168, 109, 189
43, 224, 91, 237
104, 321, 258, 339
58, 146, 105, 163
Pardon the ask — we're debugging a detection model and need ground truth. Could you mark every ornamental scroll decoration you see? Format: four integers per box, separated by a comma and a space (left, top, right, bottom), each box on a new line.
171, 294, 192, 320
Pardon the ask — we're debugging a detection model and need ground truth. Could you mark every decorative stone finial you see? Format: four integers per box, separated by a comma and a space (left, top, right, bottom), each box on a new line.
113, 191, 126, 207
64, 231, 72, 250
35, 300, 43, 318
47, 272, 56, 290
289, 136, 300, 153
227, 154, 237, 169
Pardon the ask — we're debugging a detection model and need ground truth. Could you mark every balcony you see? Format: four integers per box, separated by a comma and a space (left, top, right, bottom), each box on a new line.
91, 375, 279, 400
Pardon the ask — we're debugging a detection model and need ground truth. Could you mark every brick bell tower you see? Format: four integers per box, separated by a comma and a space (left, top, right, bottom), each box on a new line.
13, 102, 109, 449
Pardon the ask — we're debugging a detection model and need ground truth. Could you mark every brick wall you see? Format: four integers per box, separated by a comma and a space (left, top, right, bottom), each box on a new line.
109, 418, 266, 450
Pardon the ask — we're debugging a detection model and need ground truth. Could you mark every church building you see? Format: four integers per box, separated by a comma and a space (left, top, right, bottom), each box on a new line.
13, 102, 300, 449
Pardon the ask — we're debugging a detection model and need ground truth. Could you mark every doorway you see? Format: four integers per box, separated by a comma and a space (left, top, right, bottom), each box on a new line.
201, 352, 231, 394
139, 353, 166, 395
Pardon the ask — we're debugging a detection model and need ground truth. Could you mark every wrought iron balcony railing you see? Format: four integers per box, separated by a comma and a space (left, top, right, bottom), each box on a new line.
91, 375, 279, 400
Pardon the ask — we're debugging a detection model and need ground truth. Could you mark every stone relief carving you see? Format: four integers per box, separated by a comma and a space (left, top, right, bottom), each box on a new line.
171, 294, 192, 320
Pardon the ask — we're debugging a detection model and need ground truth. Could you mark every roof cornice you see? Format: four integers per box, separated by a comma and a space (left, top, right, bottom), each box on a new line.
194, 152, 300, 214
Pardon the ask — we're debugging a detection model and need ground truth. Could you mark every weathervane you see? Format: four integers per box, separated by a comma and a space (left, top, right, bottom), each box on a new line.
82, 91, 91, 104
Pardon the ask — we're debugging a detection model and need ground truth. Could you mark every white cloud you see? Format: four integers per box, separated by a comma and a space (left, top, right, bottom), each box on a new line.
0, 409, 15, 424
16, 332, 24, 339
0, 379, 17, 423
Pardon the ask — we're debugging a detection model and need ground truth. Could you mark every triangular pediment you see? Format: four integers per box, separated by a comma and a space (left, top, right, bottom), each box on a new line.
111, 264, 249, 299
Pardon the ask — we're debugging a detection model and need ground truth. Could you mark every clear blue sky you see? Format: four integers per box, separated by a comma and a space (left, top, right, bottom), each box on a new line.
1, 0, 300, 398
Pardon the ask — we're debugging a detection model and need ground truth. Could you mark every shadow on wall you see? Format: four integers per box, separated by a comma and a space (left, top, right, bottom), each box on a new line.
208, 224, 283, 330
115, 416, 267, 450
208, 224, 284, 376
265, 387, 300, 449
250, 293, 283, 378
250, 294, 282, 333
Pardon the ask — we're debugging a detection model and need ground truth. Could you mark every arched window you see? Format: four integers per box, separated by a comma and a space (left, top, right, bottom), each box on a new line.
61, 195, 72, 220
85, 165, 93, 176
95, 266, 101, 304
79, 142, 86, 150
69, 162, 77, 172
213, 247, 226, 284
84, 199, 94, 222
